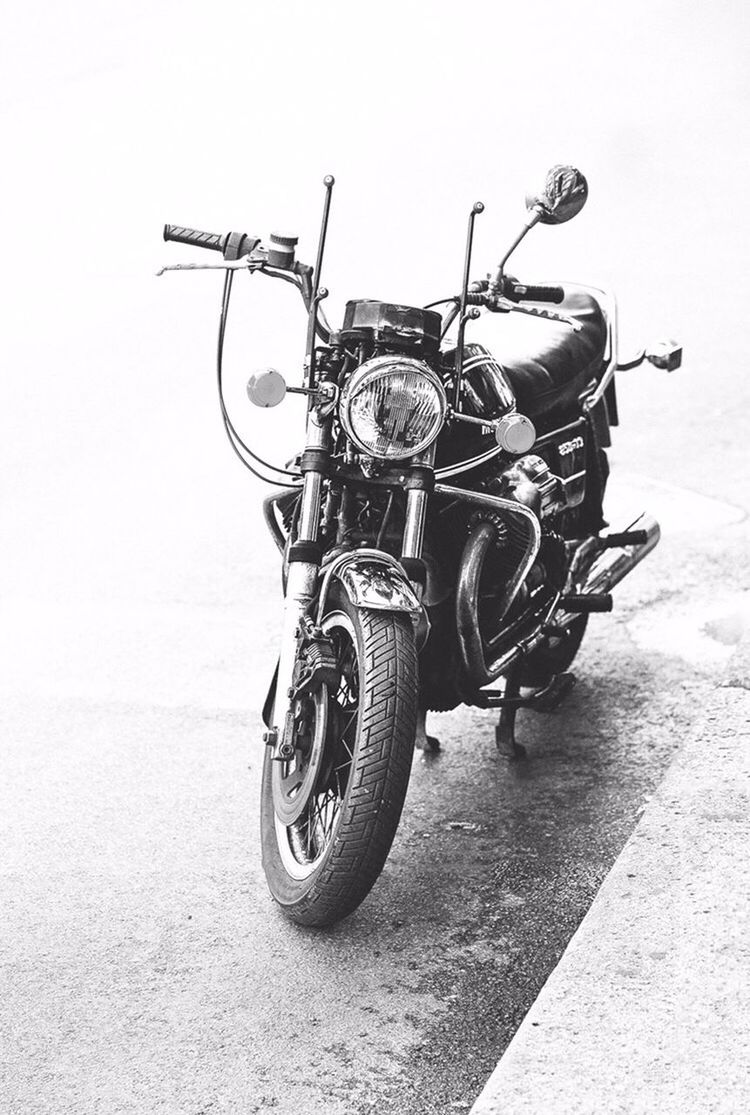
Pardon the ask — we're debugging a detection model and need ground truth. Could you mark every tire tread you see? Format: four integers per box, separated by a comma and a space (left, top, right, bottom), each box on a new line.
261, 606, 417, 927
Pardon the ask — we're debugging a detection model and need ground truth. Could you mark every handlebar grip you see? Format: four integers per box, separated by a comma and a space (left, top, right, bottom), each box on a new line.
508, 283, 565, 304
163, 224, 226, 252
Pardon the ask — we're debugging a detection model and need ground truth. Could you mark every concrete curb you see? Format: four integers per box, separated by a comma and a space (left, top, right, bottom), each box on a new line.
470, 639, 750, 1114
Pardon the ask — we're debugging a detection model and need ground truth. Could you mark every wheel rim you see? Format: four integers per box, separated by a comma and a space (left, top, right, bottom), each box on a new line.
273, 611, 360, 880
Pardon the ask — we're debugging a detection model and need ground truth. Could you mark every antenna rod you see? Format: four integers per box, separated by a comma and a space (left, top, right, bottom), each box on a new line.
305, 174, 335, 390
453, 201, 484, 410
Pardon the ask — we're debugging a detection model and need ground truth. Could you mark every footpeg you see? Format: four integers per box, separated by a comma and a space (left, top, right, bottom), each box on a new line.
560, 592, 613, 613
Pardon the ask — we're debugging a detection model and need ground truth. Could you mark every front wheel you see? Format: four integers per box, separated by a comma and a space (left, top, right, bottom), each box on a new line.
260, 599, 418, 927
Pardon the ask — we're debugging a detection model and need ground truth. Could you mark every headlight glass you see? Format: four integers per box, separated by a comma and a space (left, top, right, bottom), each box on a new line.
340, 356, 447, 460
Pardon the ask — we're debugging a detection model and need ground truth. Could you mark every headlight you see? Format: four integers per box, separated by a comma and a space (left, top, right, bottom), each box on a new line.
339, 355, 447, 460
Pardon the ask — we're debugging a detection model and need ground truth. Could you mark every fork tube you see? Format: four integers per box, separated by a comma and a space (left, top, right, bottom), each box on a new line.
273, 413, 329, 745
402, 490, 427, 559
298, 472, 324, 539
401, 445, 434, 561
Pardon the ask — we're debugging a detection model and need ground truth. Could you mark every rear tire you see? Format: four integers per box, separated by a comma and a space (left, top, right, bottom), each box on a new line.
519, 614, 588, 688
260, 599, 417, 927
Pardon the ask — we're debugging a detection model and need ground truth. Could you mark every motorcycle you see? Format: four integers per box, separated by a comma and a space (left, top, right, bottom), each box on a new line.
160, 166, 680, 927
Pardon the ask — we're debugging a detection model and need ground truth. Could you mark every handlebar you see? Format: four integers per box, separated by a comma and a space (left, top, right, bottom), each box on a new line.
163, 224, 261, 261
467, 277, 565, 305
163, 224, 225, 252
459, 278, 579, 330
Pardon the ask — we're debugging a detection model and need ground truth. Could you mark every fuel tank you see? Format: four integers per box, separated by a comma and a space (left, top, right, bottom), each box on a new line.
436, 343, 516, 468
437, 342, 590, 511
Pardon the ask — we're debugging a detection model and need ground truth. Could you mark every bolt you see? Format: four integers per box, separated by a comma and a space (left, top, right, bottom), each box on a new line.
262, 728, 278, 747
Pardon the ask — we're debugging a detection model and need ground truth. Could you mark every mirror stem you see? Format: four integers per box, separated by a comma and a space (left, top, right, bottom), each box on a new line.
489, 206, 543, 292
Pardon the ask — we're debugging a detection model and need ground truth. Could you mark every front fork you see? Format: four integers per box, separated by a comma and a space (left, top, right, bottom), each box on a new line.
272, 412, 329, 756
399, 445, 434, 612
271, 428, 431, 755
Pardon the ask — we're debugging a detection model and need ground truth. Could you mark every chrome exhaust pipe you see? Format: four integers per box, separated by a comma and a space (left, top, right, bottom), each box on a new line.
470, 512, 659, 686
554, 512, 660, 625
580, 512, 660, 596
484, 512, 661, 680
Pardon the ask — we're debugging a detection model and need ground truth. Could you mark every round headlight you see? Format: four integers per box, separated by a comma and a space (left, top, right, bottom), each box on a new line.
339, 355, 447, 461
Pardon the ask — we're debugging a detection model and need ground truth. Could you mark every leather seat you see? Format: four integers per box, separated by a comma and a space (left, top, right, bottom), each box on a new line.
472, 287, 608, 419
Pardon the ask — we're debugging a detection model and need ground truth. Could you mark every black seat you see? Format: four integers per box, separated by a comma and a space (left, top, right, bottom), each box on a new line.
492, 288, 608, 418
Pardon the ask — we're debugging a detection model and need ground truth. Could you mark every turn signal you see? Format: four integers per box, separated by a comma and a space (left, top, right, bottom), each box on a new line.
494, 413, 536, 455
645, 340, 682, 372
247, 368, 287, 407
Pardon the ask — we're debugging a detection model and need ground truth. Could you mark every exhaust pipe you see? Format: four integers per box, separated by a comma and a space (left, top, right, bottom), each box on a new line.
485, 512, 661, 679
556, 512, 660, 622
581, 512, 660, 595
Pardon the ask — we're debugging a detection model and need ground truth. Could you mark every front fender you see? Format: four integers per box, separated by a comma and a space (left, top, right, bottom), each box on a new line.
316, 549, 421, 623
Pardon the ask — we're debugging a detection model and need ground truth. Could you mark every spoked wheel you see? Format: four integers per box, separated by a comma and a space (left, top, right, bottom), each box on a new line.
260, 598, 418, 927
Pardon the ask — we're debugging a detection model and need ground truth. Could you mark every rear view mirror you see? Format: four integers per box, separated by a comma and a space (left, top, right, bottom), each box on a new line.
527, 165, 588, 225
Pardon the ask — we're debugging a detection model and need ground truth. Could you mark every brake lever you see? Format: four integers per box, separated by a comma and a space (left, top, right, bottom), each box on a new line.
156, 256, 265, 277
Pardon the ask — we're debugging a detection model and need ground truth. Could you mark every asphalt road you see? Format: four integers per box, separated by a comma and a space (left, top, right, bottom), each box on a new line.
3, 445, 748, 1113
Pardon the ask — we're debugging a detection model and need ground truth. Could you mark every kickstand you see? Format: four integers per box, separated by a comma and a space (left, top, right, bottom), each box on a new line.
495, 664, 527, 759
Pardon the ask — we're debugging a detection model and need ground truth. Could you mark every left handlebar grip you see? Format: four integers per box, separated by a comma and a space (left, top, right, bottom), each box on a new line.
163, 224, 226, 252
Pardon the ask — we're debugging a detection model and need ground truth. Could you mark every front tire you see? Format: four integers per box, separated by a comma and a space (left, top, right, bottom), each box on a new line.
260, 599, 417, 927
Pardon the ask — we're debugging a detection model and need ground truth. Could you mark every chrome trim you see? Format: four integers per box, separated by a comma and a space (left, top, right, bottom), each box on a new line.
535, 415, 586, 443
560, 512, 660, 617
272, 411, 330, 750
434, 442, 504, 480
402, 489, 428, 559
476, 512, 661, 687
483, 592, 562, 680
582, 284, 618, 412
434, 483, 542, 688
316, 548, 421, 622
338, 561, 422, 614
298, 472, 323, 539
339, 354, 447, 461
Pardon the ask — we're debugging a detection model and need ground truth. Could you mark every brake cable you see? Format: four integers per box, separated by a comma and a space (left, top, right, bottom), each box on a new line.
216, 270, 302, 484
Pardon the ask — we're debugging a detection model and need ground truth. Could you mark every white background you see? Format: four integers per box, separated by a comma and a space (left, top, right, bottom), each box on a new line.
2, 0, 748, 613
